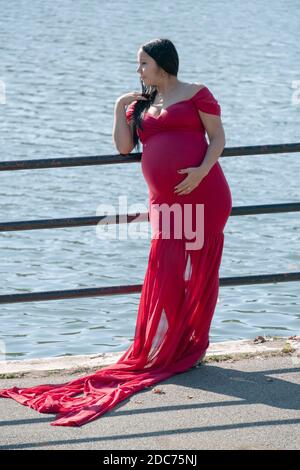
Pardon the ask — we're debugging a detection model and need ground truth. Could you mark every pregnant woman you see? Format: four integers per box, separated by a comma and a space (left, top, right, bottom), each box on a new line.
0, 38, 232, 427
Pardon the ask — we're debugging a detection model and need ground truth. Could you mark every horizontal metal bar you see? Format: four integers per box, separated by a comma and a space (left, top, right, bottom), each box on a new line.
0, 213, 149, 232
220, 271, 300, 286
0, 272, 299, 304
231, 202, 300, 216
0, 143, 299, 172
221, 142, 300, 156
0, 203, 299, 232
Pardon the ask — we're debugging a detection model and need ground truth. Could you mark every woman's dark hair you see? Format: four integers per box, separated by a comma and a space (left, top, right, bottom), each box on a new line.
130, 38, 179, 152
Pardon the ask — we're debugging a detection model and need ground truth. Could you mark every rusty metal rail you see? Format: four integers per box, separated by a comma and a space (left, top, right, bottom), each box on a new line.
0, 143, 299, 172
0, 142, 299, 304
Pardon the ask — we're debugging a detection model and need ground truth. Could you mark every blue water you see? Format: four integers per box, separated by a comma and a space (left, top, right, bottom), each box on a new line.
0, 0, 299, 359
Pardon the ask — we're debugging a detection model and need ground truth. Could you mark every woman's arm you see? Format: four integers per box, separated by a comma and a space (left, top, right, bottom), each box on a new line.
174, 105, 226, 196
112, 100, 134, 155
198, 112, 226, 175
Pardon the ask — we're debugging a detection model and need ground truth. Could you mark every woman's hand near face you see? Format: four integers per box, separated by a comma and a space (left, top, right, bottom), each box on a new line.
117, 91, 148, 106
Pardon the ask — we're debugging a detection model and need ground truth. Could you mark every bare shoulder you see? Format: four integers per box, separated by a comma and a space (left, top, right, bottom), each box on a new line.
182, 82, 206, 99
190, 82, 206, 92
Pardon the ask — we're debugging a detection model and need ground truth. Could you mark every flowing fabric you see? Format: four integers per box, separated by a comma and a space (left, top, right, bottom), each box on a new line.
0, 85, 232, 426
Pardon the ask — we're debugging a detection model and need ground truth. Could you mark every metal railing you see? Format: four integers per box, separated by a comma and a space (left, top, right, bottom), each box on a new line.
0, 142, 299, 304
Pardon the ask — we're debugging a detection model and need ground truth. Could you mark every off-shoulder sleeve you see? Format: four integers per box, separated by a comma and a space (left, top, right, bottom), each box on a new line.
125, 101, 137, 123
192, 86, 221, 116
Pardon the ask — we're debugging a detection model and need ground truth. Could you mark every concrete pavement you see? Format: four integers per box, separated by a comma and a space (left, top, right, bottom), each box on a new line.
0, 337, 299, 450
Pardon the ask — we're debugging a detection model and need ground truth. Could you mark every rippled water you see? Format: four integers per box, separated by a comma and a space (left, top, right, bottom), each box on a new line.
0, 0, 299, 359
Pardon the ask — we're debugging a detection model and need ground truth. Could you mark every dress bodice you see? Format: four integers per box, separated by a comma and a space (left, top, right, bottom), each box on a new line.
125, 86, 221, 144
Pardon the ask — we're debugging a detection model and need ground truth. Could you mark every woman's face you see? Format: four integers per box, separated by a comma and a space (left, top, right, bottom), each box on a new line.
136, 49, 161, 87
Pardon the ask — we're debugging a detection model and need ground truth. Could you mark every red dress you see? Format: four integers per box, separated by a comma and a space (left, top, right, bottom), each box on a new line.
0, 86, 232, 427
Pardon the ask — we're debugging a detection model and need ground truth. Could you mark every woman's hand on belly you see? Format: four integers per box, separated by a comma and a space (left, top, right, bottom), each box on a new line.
174, 165, 209, 196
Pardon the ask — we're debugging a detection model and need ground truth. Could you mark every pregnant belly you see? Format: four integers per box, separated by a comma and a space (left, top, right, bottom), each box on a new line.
141, 130, 232, 235
141, 130, 208, 199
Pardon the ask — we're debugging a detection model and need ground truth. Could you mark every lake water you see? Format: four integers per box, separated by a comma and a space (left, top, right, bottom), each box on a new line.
0, 0, 299, 360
